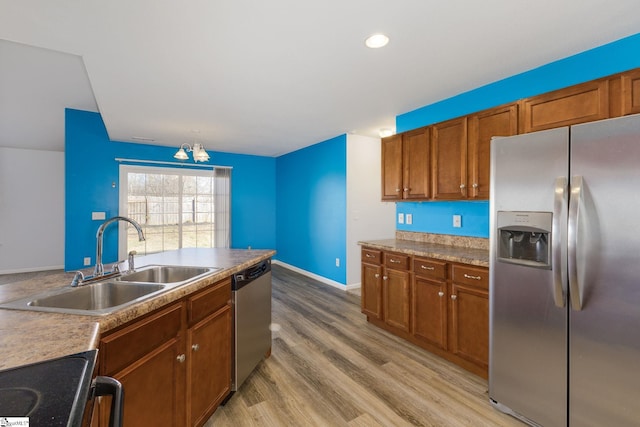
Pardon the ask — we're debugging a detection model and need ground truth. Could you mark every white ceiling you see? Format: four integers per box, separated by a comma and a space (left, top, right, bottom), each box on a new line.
1, 0, 640, 156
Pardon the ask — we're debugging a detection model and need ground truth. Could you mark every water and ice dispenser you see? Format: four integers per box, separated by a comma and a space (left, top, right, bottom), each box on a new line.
497, 211, 552, 269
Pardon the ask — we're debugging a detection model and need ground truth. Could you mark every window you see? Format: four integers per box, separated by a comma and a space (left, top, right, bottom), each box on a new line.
118, 165, 231, 258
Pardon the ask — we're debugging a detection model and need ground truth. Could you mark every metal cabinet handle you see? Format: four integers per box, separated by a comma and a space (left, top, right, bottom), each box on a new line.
463, 273, 481, 280
389, 259, 400, 264
177, 354, 186, 363
192, 344, 200, 352
395, 188, 401, 192
472, 183, 478, 188
421, 265, 435, 270
383, 276, 388, 281
438, 291, 444, 297
459, 184, 466, 189
365, 253, 374, 258
404, 187, 409, 192
374, 273, 380, 278
451, 294, 457, 300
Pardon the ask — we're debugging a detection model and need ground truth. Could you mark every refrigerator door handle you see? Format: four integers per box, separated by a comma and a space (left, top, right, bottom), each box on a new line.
552, 176, 568, 308
568, 175, 583, 311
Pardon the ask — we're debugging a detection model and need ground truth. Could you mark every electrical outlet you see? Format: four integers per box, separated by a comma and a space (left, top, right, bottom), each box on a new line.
335, 258, 340, 267
406, 214, 413, 225
84, 257, 91, 266
453, 215, 462, 228
398, 213, 405, 224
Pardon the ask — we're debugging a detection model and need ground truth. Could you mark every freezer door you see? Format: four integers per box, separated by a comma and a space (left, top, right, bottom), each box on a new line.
489, 127, 569, 427
569, 114, 640, 426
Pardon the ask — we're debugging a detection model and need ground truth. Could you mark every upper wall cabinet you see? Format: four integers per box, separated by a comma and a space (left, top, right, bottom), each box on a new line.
622, 69, 640, 115
519, 79, 610, 133
381, 129, 430, 201
467, 104, 518, 199
431, 117, 467, 200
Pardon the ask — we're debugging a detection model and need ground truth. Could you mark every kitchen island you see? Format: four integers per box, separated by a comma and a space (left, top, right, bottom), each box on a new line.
0, 247, 274, 370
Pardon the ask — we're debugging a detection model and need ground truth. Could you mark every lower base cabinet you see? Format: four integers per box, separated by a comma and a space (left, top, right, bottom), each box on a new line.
361, 248, 489, 378
96, 278, 232, 427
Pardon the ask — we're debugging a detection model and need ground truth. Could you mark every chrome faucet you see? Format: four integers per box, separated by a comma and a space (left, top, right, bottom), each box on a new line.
94, 216, 145, 277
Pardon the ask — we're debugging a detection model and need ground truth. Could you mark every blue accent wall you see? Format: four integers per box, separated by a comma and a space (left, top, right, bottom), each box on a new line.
276, 135, 347, 284
65, 109, 276, 271
394, 32, 640, 238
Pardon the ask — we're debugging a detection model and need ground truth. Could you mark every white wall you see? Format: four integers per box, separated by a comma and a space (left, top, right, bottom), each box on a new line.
346, 134, 395, 286
0, 147, 65, 273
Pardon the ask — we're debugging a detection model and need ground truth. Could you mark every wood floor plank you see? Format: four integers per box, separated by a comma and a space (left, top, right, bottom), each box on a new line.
205, 265, 524, 427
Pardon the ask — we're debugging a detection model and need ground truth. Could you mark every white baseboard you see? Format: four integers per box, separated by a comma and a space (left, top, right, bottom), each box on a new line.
272, 260, 359, 292
0, 265, 64, 275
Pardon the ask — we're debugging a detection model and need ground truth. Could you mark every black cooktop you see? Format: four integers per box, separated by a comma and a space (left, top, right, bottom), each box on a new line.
0, 350, 97, 426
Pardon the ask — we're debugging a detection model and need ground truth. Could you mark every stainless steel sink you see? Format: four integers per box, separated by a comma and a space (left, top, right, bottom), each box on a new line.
117, 265, 216, 284
0, 281, 166, 316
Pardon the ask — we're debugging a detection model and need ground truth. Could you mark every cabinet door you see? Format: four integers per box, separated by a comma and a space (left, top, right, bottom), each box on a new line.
383, 268, 411, 332
107, 337, 186, 427
187, 305, 232, 427
431, 117, 467, 200
381, 134, 403, 200
449, 282, 489, 370
467, 104, 518, 199
402, 128, 430, 199
622, 69, 640, 115
412, 276, 447, 350
361, 262, 382, 319
519, 80, 609, 133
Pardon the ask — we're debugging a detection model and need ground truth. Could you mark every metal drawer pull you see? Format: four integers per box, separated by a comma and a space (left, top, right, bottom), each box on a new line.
463, 273, 482, 280
438, 291, 444, 297
192, 344, 200, 352
421, 265, 435, 270
177, 354, 186, 363
383, 276, 388, 281
389, 259, 401, 263
366, 253, 374, 258
451, 295, 457, 300
374, 273, 380, 278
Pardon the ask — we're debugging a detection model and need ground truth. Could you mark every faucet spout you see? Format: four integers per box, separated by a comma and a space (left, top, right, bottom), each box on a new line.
94, 216, 145, 277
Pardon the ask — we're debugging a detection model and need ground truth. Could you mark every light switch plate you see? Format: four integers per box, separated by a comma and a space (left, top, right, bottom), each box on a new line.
406, 214, 413, 225
453, 215, 462, 228
398, 213, 404, 224
92, 211, 106, 220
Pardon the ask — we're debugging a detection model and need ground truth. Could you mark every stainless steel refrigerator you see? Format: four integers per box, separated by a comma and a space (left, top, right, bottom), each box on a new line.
489, 113, 640, 426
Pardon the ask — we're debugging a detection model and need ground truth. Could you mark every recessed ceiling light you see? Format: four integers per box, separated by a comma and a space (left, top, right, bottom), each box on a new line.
365, 34, 389, 49
379, 128, 394, 138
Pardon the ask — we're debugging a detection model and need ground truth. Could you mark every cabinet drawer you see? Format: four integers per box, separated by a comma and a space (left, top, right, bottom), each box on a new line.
101, 302, 183, 376
188, 277, 231, 326
413, 258, 447, 280
452, 265, 488, 289
384, 252, 410, 270
362, 248, 382, 264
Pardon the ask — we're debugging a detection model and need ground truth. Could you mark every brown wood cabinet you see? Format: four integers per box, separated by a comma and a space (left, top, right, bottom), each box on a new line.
186, 278, 232, 427
519, 79, 610, 133
97, 277, 233, 427
381, 129, 430, 201
622, 69, 640, 115
449, 265, 489, 370
412, 257, 448, 350
361, 248, 383, 319
382, 252, 411, 332
467, 104, 518, 199
99, 303, 186, 426
431, 117, 467, 200
361, 247, 489, 378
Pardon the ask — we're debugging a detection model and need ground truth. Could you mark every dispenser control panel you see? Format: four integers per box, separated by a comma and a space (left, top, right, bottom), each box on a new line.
497, 211, 552, 269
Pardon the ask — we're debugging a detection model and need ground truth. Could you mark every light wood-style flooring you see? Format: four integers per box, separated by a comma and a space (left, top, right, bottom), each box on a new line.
205, 265, 523, 427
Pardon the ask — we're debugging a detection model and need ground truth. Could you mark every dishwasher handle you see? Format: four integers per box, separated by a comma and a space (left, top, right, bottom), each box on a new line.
92, 376, 124, 427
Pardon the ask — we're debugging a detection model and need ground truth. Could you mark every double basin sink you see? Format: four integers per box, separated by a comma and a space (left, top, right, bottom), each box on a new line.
0, 265, 219, 316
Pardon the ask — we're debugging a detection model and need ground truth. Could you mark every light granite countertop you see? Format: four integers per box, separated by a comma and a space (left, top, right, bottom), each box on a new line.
359, 232, 489, 267
0, 248, 275, 371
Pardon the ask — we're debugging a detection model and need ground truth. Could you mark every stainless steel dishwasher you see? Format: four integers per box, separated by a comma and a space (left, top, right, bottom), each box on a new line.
231, 258, 272, 391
